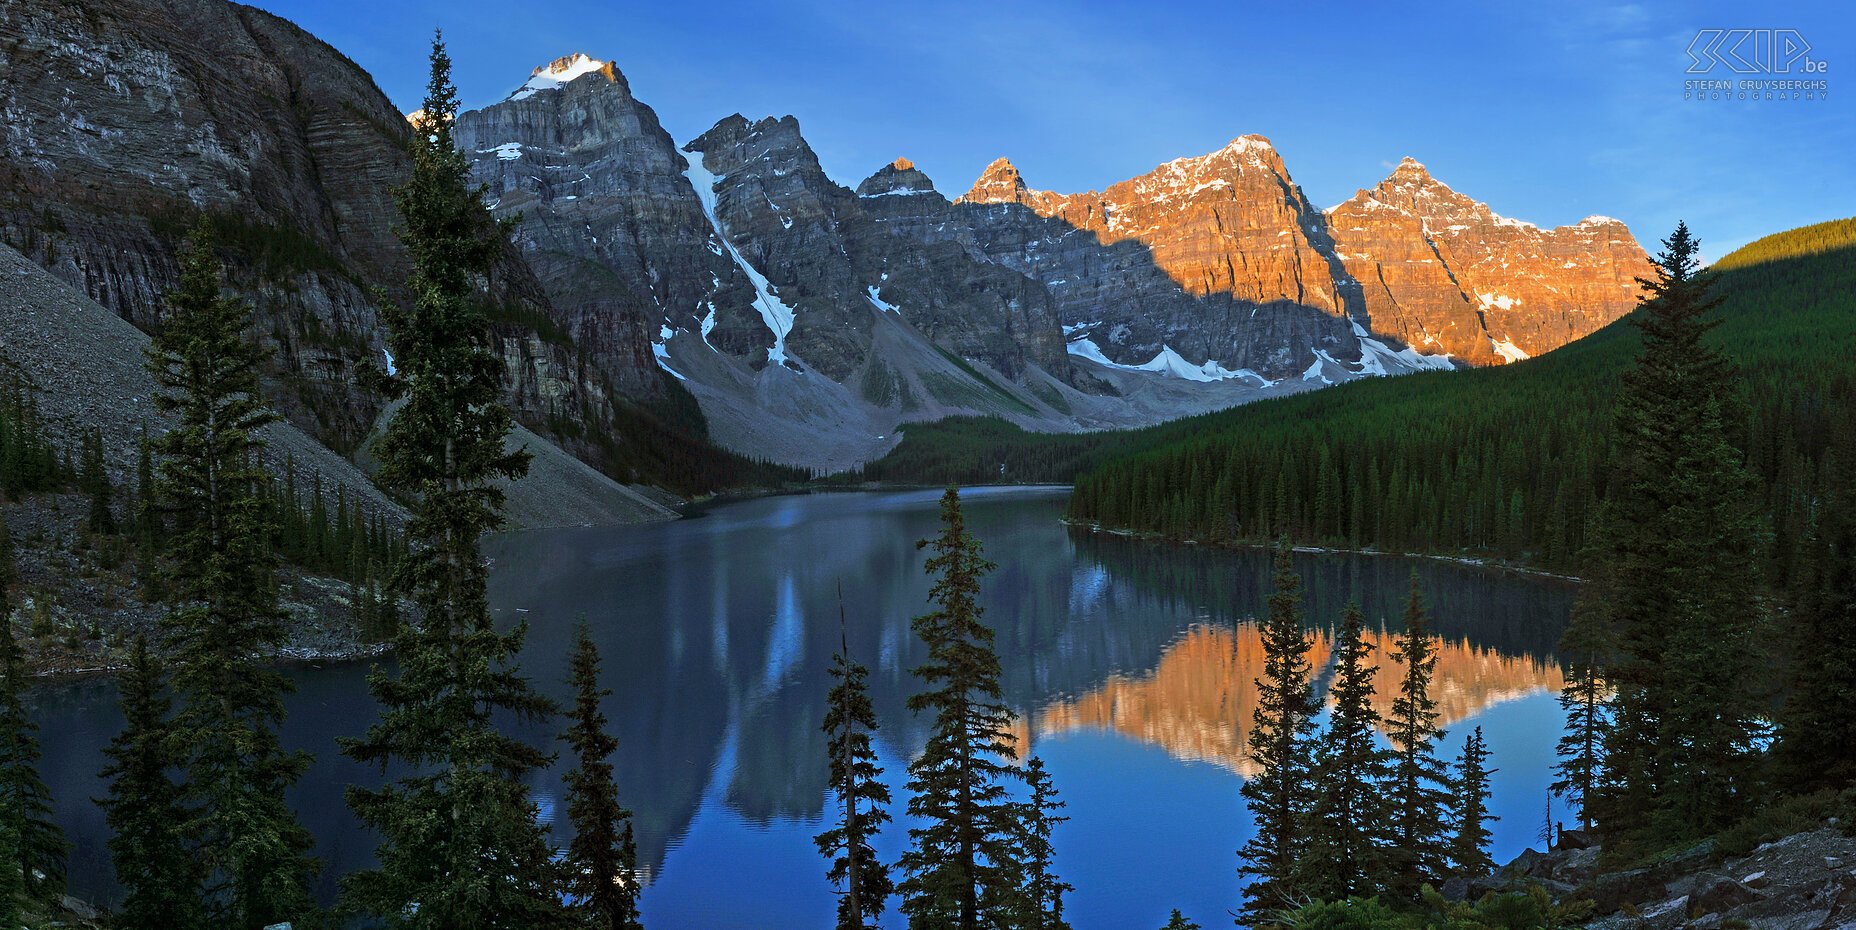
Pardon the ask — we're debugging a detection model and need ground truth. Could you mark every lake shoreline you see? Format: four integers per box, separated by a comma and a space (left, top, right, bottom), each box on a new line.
1061, 518, 1585, 586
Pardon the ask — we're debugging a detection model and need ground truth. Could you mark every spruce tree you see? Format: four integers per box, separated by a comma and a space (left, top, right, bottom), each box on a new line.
147, 221, 316, 928
1551, 597, 1610, 831
816, 602, 891, 930
561, 622, 642, 930
341, 32, 562, 930
1299, 601, 1392, 902
0, 523, 65, 917
1008, 756, 1073, 930
98, 635, 206, 930
1583, 223, 1766, 847
1385, 573, 1451, 899
898, 488, 1023, 930
1447, 727, 1497, 876
1237, 537, 1317, 920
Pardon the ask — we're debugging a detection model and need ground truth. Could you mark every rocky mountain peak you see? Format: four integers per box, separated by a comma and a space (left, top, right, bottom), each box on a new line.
509, 52, 615, 100
959, 157, 1036, 205
856, 157, 937, 198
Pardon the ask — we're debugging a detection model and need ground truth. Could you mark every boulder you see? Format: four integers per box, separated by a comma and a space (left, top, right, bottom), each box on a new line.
1690, 874, 1762, 915
1587, 867, 1667, 914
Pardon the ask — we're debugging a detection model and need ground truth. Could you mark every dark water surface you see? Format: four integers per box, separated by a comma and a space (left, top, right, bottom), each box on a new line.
31, 487, 1576, 928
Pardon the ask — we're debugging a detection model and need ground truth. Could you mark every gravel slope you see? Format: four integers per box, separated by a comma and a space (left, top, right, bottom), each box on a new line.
0, 243, 679, 530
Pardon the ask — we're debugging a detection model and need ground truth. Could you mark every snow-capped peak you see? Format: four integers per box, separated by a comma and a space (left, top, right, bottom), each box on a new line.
509, 53, 610, 101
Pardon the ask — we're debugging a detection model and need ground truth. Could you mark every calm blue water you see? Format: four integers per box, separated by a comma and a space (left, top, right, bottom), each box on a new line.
29, 487, 1575, 928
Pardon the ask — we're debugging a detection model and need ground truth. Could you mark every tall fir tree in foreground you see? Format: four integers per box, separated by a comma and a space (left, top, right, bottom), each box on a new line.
1582, 222, 1766, 849
98, 636, 206, 930
898, 488, 1024, 930
145, 225, 314, 929
1299, 602, 1392, 902
0, 523, 65, 921
1237, 538, 1317, 921
1447, 727, 1496, 876
1008, 755, 1073, 930
341, 32, 562, 930
561, 623, 642, 930
1551, 597, 1610, 831
1384, 573, 1451, 899
817, 600, 891, 930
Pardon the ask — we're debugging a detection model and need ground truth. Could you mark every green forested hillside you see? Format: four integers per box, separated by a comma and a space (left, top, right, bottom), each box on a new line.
1065, 218, 1856, 574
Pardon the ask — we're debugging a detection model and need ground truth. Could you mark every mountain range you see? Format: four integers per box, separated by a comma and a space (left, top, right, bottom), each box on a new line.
0, 0, 1654, 487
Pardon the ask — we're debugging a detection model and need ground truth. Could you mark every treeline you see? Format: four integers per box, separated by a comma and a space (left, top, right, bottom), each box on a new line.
1066, 215, 1856, 574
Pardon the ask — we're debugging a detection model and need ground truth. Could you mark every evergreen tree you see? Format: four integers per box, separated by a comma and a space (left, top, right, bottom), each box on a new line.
1384, 573, 1451, 899
1447, 727, 1497, 876
1584, 223, 1767, 847
1237, 538, 1317, 921
1160, 910, 1201, 930
81, 427, 116, 535
898, 488, 1024, 930
0, 523, 65, 917
1551, 597, 1610, 831
147, 221, 316, 928
1775, 414, 1856, 791
816, 601, 891, 930
560, 622, 642, 930
1008, 756, 1072, 930
341, 32, 562, 930
98, 635, 206, 930
1299, 601, 1392, 901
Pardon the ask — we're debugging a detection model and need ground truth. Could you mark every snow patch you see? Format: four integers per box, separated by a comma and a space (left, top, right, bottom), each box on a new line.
652, 325, 688, 380
480, 142, 523, 161
866, 286, 900, 315
1068, 339, 1273, 386
1490, 338, 1531, 363
509, 53, 607, 101
1351, 320, 1457, 375
684, 153, 796, 366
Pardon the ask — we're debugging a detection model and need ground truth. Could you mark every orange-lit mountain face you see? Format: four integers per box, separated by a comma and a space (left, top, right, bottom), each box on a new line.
951, 139, 1653, 368
1036, 625, 1563, 776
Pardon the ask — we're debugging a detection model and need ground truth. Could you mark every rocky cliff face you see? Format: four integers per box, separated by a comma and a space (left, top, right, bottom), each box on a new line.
0, 0, 611, 461
864, 138, 1358, 379
868, 136, 1651, 379
1329, 158, 1649, 363
454, 59, 1110, 471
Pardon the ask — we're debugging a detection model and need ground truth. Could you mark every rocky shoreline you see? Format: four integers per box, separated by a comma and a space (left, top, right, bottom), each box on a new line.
1460, 821, 1856, 930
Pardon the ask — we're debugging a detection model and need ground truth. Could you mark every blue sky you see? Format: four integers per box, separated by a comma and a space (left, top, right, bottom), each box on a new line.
252, 0, 1850, 257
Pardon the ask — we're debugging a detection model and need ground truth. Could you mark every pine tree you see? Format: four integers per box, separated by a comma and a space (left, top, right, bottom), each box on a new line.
817, 599, 891, 930
147, 221, 316, 929
1299, 601, 1392, 902
1447, 727, 1497, 876
560, 622, 642, 930
1583, 223, 1767, 848
1008, 755, 1072, 930
1551, 597, 1610, 831
0, 522, 65, 918
98, 635, 206, 930
341, 32, 562, 930
1385, 573, 1451, 899
898, 488, 1024, 930
1237, 537, 1317, 921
